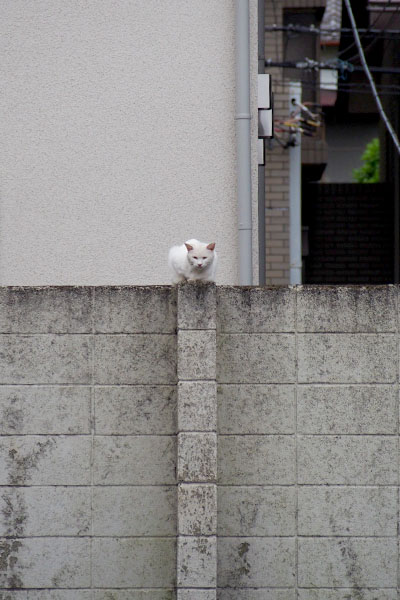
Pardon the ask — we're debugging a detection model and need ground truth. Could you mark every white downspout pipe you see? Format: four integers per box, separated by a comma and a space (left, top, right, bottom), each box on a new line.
258, 0, 266, 285
235, 0, 253, 285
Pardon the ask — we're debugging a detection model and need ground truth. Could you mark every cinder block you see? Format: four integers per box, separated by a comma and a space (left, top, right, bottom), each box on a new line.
298, 486, 397, 536
177, 282, 216, 330
218, 486, 296, 536
217, 287, 295, 332
218, 537, 295, 588
177, 536, 217, 587
93, 436, 176, 485
218, 435, 295, 485
178, 483, 217, 535
297, 591, 397, 600
0, 537, 90, 588
218, 384, 295, 434
0, 436, 91, 486
93, 334, 177, 384
93, 486, 176, 536
178, 381, 216, 432
218, 592, 296, 600
218, 334, 295, 383
0, 335, 91, 384
93, 593, 175, 600
178, 591, 215, 600
0, 287, 92, 333
8, 592, 93, 600
93, 286, 177, 333
92, 538, 176, 588
298, 538, 397, 587
0, 487, 91, 536
178, 331, 216, 380
95, 386, 176, 434
298, 334, 397, 383
297, 285, 397, 332
297, 385, 397, 434
298, 435, 398, 485
177, 433, 217, 482
0, 386, 91, 435
7, 595, 175, 600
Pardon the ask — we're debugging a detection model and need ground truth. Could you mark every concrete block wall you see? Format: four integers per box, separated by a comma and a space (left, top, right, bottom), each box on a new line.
0, 287, 177, 599
0, 284, 398, 598
217, 284, 399, 598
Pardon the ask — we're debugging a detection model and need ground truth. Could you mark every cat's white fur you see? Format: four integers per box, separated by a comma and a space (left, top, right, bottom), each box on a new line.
168, 239, 217, 283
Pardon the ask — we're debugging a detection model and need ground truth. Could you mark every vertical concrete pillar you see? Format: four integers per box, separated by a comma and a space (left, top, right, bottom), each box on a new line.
176, 282, 218, 600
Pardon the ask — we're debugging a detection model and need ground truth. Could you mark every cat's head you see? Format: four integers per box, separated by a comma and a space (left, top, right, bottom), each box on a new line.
185, 241, 216, 270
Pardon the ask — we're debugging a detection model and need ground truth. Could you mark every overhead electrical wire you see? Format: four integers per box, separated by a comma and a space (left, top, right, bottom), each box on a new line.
265, 58, 400, 75
265, 4, 400, 76
265, 4, 400, 62
265, 25, 400, 37
281, 75, 400, 95
265, 5, 400, 70
343, 0, 400, 155
337, 1, 400, 61
344, 30, 397, 65
265, 0, 400, 38
265, 1, 400, 146
277, 78, 400, 96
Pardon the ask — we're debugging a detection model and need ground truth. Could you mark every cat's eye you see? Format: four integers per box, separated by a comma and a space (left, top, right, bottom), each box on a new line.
193, 256, 198, 259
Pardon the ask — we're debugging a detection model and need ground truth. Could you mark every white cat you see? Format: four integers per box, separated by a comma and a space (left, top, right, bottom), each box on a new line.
168, 239, 217, 283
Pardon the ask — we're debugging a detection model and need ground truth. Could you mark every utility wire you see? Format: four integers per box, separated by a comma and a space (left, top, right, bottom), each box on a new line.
278, 78, 400, 96
338, 2, 399, 60
265, 58, 400, 75
343, 0, 400, 155
265, 24, 400, 36
278, 77, 400, 92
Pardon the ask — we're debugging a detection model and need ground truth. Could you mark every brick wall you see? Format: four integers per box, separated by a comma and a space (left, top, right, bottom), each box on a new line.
265, 0, 291, 284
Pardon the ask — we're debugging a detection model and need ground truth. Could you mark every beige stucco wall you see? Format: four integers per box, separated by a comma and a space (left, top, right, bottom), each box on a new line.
1, 0, 258, 285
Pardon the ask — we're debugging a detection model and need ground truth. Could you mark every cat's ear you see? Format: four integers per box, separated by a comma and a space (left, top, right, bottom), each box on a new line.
185, 243, 193, 251
207, 243, 216, 251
